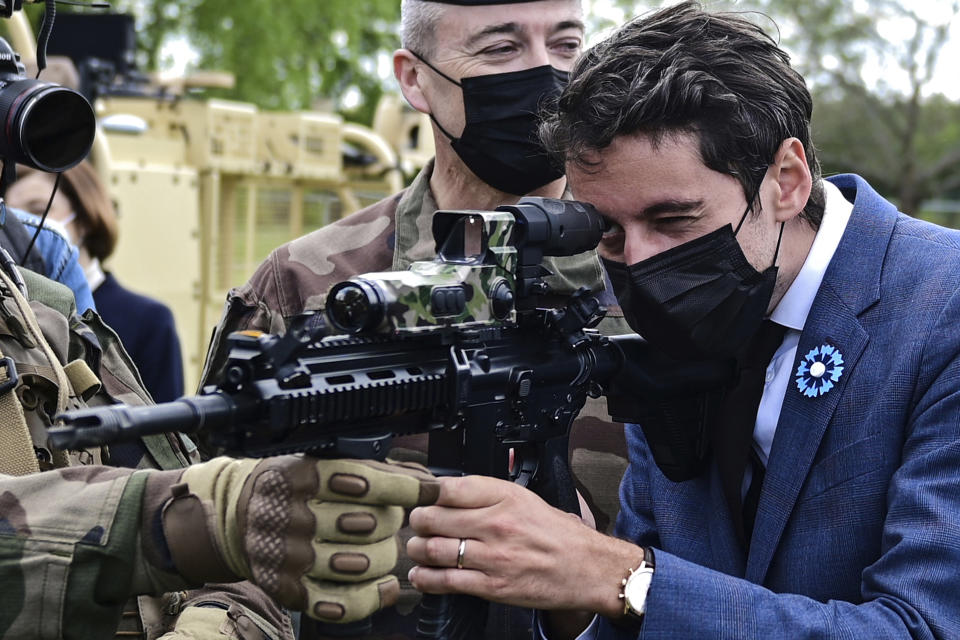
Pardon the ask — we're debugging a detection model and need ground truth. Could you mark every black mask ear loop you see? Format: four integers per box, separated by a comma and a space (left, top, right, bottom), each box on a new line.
408, 50, 462, 142
771, 220, 785, 267
733, 199, 786, 268
408, 49, 461, 86
733, 205, 752, 236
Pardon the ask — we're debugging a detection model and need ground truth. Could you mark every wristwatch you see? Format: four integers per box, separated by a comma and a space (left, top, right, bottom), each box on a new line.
617, 547, 655, 628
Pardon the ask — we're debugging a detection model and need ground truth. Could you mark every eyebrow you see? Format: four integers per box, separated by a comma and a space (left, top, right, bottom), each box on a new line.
551, 19, 586, 35
465, 22, 523, 49
641, 199, 704, 217
465, 19, 585, 49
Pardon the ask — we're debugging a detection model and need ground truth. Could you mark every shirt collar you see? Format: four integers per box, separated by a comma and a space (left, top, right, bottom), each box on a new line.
770, 180, 854, 332
392, 159, 439, 271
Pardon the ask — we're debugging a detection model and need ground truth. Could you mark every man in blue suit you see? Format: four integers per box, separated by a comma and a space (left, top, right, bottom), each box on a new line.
403, 2, 960, 638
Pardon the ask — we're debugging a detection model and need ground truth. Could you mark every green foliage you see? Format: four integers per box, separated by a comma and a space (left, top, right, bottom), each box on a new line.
109, 0, 400, 123
813, 91, 960, 194
759, 0, 960, 213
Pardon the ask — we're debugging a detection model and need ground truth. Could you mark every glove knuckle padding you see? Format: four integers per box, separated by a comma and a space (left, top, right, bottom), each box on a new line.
317, 459, 439, 507
303, 575, 401, 623
310, 537, 399, 582
309, 501, 404, 542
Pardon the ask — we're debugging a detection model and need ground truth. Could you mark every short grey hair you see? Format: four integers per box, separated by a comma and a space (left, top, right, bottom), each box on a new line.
401, 0, 448, 57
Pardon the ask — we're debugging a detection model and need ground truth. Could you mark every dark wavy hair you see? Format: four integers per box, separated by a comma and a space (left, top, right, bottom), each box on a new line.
540, 1, 825, 228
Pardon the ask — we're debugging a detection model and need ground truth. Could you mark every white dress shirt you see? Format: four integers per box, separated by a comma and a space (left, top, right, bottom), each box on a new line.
754, 180, 853, 468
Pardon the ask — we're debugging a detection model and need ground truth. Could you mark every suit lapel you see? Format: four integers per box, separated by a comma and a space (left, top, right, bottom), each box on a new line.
746, 289, 868, 582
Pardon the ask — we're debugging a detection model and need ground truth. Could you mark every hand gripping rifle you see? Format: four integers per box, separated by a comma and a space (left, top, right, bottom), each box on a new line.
49, 197, 731, 639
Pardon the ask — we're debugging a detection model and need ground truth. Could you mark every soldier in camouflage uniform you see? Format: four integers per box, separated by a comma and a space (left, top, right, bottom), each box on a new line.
0, 263, 438, 640
200, 1, 632, 638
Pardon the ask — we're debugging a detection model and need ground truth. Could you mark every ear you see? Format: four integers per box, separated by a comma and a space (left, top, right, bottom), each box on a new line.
394, 49, 431, 115
763, 138, 812, 223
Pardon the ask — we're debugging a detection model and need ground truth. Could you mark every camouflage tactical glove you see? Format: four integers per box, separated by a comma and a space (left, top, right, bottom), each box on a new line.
144, 455, 439, 623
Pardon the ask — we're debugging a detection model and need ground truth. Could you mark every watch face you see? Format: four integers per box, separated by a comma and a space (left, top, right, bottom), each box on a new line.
624, 566, 655, 615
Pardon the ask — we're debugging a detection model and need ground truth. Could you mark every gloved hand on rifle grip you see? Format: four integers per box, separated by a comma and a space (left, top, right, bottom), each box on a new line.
143, 455, 440, 623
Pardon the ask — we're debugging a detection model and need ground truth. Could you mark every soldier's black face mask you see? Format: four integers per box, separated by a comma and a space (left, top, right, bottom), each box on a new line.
602, 208, 784, 361
411, 51, 567, 196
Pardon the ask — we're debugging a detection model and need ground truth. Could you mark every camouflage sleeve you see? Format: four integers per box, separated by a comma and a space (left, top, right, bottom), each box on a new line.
0, 465, 297, 640
0, 466, 148, 640
197, 261, 289, 394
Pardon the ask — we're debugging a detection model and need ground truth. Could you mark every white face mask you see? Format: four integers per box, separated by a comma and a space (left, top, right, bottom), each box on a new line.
44, 213, 78, 246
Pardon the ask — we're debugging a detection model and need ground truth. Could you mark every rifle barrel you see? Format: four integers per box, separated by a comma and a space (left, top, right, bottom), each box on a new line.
50, 394, 244, 450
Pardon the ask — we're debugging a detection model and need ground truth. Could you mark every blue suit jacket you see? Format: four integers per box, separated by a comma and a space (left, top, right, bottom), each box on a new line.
602, 175, 960, 638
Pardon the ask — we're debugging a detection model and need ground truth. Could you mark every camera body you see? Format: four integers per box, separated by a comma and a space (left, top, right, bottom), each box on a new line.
325, 197, 606, 334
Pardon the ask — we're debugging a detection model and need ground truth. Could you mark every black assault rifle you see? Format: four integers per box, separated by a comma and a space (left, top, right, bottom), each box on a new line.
50, 197, 730, 640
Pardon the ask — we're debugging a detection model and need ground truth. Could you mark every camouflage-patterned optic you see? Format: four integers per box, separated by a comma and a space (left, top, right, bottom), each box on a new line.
327, 210, 518, 333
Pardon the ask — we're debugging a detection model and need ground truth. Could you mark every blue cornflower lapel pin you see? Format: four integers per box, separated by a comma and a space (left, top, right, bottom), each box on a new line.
795, 343, 844, 398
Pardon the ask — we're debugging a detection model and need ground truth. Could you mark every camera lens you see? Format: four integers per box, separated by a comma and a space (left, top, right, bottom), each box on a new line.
327, 280, 386, 334
0, 79, 96, 172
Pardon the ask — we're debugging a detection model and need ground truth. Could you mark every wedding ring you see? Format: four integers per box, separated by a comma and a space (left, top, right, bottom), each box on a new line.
456, 538, 467, 570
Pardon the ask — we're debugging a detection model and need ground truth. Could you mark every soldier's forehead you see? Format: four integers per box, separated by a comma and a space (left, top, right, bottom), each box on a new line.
436, 1, 584, 48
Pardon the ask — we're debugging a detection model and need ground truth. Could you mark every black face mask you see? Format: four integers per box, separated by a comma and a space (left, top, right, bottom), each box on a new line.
603, 211, 784, 361
411, 52, 567, 196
